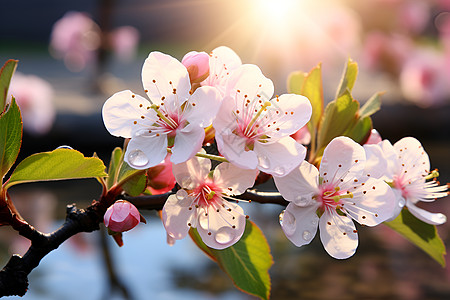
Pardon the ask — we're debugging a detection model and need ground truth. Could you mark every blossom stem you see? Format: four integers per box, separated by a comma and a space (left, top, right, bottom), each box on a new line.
195, 152, 229, 163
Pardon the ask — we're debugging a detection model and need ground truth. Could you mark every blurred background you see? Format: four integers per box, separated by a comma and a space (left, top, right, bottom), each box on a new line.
1, 0, 450, 299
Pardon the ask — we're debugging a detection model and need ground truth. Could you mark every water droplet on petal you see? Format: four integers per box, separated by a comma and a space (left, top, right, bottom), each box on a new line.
273, 166, 286, 176
127, 149, 149, 168
180, 176, 196, 190
295, 195, 310, 207
215, 226, 236, 244
398, 197, 406, 208
302, 230, 312, 241
279, 209, 296, 235
56, 145, 73, 150
176, 190, 193, 207
311, 219, 318, 226
258, 155, 270, 169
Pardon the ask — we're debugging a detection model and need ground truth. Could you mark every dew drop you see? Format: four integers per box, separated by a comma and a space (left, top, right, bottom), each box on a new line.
56, 145, 73, 150
294, 195, 311, 207
273, 166, 286, 176
302, 230, 312, 241
176, 190, 193, 207
180, 175, 196, 190
311, 219, 318, 226
398, 197, 406, 208
258, 155, 270, 169
215, 226, 236, 244
279, 209, 296, 235
127, 149, 149, 168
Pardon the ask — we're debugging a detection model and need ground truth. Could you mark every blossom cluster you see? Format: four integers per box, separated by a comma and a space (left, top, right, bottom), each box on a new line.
102, 47, 448, 258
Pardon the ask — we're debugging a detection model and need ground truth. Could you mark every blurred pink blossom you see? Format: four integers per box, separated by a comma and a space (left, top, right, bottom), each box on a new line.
8, 72, 55, 135
362, 31, 413, 75
109, 26, 140, 62
399, 48, 450, 107
50, 11, 101, 72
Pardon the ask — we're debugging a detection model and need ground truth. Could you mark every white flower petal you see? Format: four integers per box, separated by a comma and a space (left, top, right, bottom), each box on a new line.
363, 144, 389, 180
344, 177, 396, 226
319, 209, 358, 259
170, 126, 205, 164
273, 160, 319, 206
394, 137, 430, 179
215, 131, 258, 170
406, 201, 447, 225
320, 136, 366, 187
281, 203, 320, 247
183, 86, 221, 128
124, 135, 167, 169
102, 90, 155, 138
162, 194, 195, 240
266, 94, 312, 138
212, 94, 239, 133
202, 46, 242, 95
213, 162, 257, 195
172, 149, 211, 189
378, 140, 399, 179
253, 136, 306, 176
225, 64, 274, 106
142, 52, 191, 110
196, 201, 246, 250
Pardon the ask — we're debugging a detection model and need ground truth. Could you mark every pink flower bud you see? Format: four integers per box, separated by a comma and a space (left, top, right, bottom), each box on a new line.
147, 154, 176, 195
182, 51, 210, 83
365, 129, 382, 145
104, 200, 141, 233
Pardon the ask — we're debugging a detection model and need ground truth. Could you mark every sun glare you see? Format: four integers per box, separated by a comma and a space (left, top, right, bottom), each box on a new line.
258, 0, 297, 17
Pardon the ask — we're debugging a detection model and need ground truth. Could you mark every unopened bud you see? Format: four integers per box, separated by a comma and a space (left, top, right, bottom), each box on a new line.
104, 200, 142, 233
182, 51, 210, 83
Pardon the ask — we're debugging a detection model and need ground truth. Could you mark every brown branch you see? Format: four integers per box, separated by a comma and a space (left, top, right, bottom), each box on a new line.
0, 186, 120, 297
125, 188, 288, 210
0, 186, 285, 297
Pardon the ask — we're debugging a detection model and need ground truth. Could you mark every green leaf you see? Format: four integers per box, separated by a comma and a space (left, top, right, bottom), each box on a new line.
336, 58, 358, 98
0, 59, 18, 111
190, 220, 273, 300
384, 209, 446, 267
117, 162, 147, 196
287, 65, 324, 131
287, 71, 306, 95
344, 116, 372, 145
5, 149, 107, 189
359, 92, 383, 120
106, 147, 123, 189
0, 98, 22, 182
316, 90, 359, 156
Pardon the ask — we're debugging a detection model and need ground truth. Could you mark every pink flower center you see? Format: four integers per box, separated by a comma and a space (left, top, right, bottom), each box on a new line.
192, 180, 222, 208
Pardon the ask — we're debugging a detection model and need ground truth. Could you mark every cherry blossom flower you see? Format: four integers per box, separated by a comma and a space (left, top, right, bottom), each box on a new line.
8, 72, 55, 135
162, 152, 257, 249
274, 136, 396, 259
369, 137, 448, 224
102, 51, 221, 169
201, 46, 242, 96
109, 26, 140, 62
213, 64, 312, 176
104, 200, 143, 233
